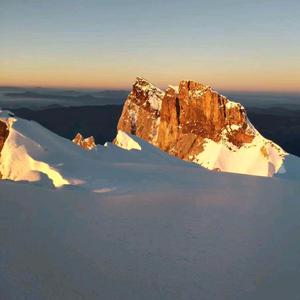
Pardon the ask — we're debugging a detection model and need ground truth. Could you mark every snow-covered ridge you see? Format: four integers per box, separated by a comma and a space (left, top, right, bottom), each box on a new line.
0, 110, 199, 190
0, 110, 70, 187
187, 115, 287, 176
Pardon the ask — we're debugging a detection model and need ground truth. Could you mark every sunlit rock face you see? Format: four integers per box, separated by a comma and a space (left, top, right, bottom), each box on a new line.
0, 121, 9, 178
0, 121, 9, 152
158, 80, 256, 159
72, 133, 96, 150
116, 77, 164, 145
116, 77, 286, 177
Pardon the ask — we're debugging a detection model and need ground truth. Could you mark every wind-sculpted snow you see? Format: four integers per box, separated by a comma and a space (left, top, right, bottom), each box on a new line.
0, 112, 69, 187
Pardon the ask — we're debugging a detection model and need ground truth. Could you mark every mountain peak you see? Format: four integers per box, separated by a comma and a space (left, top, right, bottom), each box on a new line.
135, 76, 156, 87
134, 77, 164, 95
72, 132, 96, 150
116, 78, 286, 177
179, 80, 208, 91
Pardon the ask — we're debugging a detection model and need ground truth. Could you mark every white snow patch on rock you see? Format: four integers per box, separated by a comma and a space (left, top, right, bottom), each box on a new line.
135, 77, 164, 111
168, 85, 179, 93
114, 130, 142, 151
225, 100, 240, 109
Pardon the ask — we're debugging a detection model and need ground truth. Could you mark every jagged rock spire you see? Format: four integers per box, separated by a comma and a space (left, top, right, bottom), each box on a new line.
115, 77, 286, 176
72, 133, 96, 150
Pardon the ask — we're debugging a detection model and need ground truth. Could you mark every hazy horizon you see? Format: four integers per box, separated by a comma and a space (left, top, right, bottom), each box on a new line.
1, 0, 300, 92
1, 81, 300, 95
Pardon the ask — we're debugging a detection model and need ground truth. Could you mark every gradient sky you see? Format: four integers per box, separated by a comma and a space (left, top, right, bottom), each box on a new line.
0, 0, 300, 91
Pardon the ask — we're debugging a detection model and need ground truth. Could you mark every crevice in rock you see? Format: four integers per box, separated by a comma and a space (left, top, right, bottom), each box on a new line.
175, 97, 181, 126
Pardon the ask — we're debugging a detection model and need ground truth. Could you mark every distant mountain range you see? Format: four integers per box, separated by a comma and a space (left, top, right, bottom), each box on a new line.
1, 85, 299, 109
0, 88, 129, 109
5, 90, 123, 105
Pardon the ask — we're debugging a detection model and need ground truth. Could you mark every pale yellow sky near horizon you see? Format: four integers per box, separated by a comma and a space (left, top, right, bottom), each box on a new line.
1, 0, 300, 92
1, 62, 299, 92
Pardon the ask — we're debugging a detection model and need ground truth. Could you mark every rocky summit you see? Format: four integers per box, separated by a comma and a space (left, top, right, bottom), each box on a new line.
116, 77, 286, 176
72, 133, 96, 150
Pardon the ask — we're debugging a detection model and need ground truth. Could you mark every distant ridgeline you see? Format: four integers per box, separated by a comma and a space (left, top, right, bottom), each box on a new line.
3, 83, 300, 160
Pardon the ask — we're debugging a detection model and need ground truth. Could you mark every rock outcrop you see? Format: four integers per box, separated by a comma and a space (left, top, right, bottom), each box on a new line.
115, 77, 286, 177
72, 133, 96, 150
0, 120, 9, 178
0, 121, 9, 153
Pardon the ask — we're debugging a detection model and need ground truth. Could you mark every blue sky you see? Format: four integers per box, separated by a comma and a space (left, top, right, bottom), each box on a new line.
0, 0, 299, 91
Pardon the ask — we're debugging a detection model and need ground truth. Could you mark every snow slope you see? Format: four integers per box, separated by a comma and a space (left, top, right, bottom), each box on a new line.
1, 174, 300, 299
114, 129, 300, 181
192, 128, 285, 177
1, 110, 300, 299
0, 110, 203, 192
0, 110, 299, 193
193, 118, 288, 177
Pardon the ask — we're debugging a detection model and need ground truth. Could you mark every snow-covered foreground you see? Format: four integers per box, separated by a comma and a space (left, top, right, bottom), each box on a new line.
1, 177, 300, 299
1, 110, 300, 299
